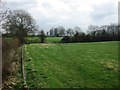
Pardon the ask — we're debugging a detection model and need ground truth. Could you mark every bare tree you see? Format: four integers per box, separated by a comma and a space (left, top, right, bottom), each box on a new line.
0, 1, 10, 34
2, 9, 38, 44
0, 1, 10, 22
87, 25, 99, 36
66, 28, 74, 36
50, 28, 54, 36
57, 26, 65, 36
73, 26, 81, 33
88, 25, 99, 31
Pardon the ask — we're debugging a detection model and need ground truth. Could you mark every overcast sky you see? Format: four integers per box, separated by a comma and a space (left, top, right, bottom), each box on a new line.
5, 0, 119, 32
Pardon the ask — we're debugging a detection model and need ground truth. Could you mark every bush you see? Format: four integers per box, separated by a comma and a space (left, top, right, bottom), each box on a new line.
2, 38, 20, 78
61, 36, 72, 43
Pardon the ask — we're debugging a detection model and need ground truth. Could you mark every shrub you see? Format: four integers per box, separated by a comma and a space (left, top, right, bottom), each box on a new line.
2, 38, 20, 78
61, 36, 72, 43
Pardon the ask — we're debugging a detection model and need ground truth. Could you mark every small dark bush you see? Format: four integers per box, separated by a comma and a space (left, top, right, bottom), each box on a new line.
61, 36, 72, 43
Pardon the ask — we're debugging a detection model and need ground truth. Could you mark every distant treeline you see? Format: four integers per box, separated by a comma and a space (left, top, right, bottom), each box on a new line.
61, 24, 119, 43
2, 33, 54, 38
2, 24, 119, 42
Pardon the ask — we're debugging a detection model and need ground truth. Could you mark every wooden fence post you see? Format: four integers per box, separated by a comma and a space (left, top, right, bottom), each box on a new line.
21, 45, 28, 89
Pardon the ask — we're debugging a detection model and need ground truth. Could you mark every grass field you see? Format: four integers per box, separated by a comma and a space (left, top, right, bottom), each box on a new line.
3, 37, 62, 43
25, 37, 62, 43
24, 41, 119, 88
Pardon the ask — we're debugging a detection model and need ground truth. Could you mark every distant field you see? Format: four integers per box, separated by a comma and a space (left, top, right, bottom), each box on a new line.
25, 37, 62, 43
46, 37, 62, 43
3, 37, 62, 43
24, 41, 119, 88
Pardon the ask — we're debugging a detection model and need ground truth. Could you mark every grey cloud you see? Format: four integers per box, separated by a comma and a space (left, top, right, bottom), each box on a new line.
5, 0, 118, 32
90, 2, 117, 22
7, 2, 37, 10
42, 2, 52, 9
118, 1, 120, 24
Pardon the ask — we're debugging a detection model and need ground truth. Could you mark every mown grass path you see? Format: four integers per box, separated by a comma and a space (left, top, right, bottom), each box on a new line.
24, 41, 119, 88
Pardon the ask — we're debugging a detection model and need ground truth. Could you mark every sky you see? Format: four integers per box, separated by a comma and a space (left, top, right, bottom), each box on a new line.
4, 0, 119, 32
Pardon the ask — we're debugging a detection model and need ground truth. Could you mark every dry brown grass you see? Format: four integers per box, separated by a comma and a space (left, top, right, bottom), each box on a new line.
2, 38, 22, 89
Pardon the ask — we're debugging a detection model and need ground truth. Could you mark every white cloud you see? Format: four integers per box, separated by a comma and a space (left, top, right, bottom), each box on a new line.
5, 0, 119, 32
4, 0, 36, 2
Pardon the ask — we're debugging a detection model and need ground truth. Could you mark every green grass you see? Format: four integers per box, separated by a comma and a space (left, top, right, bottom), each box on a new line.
25, 37, 62, 44
46, 37, 62, 43
24, 41, 119, 88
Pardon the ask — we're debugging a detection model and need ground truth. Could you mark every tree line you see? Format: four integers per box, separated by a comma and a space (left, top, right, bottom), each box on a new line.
61, 24, 119, 43
46, 26, 81, 37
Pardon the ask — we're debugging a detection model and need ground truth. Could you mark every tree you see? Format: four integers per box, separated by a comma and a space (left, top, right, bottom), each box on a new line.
2, 9, 37, 44
88, 25, 99, 35
46, 31, 49, 36
54, 28, 58, 37
87, 25, 99, 41
0, 1, 10, 23
66, 28, 74, 36
50, 28, 54, 36
57, 26, 65, 36
40, 30, 45, 43
61, 36, 72, 43
49, 26, 65, 37
73, 26, 81, 33
0, 1, 10, 34
88, 25, 99, 31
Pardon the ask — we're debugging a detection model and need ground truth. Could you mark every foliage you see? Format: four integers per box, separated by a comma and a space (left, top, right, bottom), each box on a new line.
39, 30, 46, 43
61, 24, 119, 43
49, 26, 65, 37
2, 38, 20, 75
2, 9, 38, 44
61, 36, 72, 43
0, 1, 10, 24
2, 38, 22, 89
